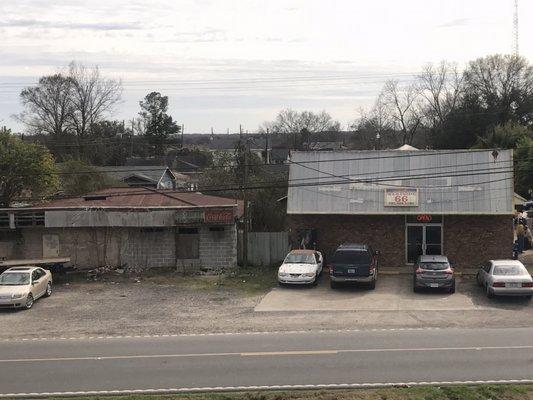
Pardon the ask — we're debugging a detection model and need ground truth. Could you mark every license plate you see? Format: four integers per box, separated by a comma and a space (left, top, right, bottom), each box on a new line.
347, 269, 356, 274
430, 283, 439, 288
506, 283, 521, 288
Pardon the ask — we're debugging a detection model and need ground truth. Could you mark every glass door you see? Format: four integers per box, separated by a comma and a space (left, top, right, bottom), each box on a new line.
407, 225, 424, 264
406, 224, 443, 263
425, 225, 442, 255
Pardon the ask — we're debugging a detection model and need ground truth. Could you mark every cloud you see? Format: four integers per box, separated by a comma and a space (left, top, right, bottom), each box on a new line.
438, 18, 470, 28
0, 19, 143, 31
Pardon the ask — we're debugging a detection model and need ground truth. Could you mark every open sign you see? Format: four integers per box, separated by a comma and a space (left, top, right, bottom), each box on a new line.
416, 214, 432, 222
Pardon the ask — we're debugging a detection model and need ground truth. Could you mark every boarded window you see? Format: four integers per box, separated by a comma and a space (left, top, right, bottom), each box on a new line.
0, 213, 9, 228
177, 227, 199, 259
14, 212, 44, 227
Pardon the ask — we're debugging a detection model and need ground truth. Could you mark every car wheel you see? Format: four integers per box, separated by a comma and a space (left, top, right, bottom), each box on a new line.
25, 294, 34, 310
476, 273, 483, 287
449, 284, 456, 294
525, 295, 532, 301
486, 284, 494, 299
44, 282, 52, 297
311, 277, 318, 287
330, 280, 339, 289
368, 280, 376, 290
278, 281, 285, 287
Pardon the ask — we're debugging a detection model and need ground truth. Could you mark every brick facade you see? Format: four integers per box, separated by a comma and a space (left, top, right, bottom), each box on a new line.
288, 214, 512, 269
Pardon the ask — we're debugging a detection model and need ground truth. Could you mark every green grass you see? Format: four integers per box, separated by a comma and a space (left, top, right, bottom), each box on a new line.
57, 266, 279, 297
143, 266, 278, 296
40, 385, 533, 400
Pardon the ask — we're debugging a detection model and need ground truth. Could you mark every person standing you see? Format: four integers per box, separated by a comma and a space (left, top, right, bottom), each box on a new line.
516, 223, 526, 253
524, 225, 533, 250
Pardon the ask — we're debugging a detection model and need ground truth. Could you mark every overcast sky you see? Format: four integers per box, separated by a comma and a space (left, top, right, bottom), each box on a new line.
1, 0, 532, 133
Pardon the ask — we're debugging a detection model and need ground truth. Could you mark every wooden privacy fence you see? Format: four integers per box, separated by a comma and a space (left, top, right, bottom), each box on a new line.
238, 231, 291, 267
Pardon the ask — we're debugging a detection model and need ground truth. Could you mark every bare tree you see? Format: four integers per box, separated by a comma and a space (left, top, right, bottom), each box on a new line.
67, 62, 122, 137
417, 61, 463, 128
380, 80, 422, 145
17, 74, 73, 136
260, 109, 340, 134
17, 62, 122, 140
463, 54, 533, 124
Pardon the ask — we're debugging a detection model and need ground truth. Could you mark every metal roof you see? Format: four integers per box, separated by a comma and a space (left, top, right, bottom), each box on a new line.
287, 149, 514, 215
7, 188, 242, 213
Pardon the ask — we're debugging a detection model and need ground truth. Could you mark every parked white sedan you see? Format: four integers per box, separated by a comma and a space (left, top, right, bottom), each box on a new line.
0, 266, 53, 309
278, 250, 323, 286
476, 260, 533, 299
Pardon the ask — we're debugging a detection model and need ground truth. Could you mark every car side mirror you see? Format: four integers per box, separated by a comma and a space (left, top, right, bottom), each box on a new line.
374, 250, 380, 256
31, 282, 36, 286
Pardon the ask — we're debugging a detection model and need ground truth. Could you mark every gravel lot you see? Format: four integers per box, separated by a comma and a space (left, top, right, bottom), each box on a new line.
1, 266, 533, 340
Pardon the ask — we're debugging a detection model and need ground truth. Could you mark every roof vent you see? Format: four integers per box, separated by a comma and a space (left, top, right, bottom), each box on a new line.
83, 195, 108, 201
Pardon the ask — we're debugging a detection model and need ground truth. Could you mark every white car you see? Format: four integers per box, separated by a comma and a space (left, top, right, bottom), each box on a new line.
0, 266, 53, 309
278, 250, 323, 286
476, 260, 533, 299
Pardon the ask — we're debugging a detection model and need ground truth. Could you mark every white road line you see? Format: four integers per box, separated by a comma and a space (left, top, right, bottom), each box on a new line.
2, 380, 533, 398
0, 327, 446, 343
1, 344, 532, 363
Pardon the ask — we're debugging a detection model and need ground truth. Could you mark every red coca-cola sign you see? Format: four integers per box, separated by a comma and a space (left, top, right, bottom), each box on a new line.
416, 214, 432, 222
204, 209, 234, 224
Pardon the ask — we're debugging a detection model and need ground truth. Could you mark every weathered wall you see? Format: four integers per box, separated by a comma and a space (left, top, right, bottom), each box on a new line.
288, 214, 512, 269
0, 225, 238, 270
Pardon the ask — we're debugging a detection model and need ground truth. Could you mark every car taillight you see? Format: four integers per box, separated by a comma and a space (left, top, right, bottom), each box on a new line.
415, 268, 423, 274
522, 282, 533, 287
327, 265, 333, 273
492, 282, 505, 287
444, 268, 454, 275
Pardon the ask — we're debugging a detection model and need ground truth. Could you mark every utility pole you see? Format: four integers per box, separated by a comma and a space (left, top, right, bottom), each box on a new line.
513, 0, 519, 55
264, 128, 269, 164
130, 120, 134, 157
181, 124, 184, 148
241, 125, 249, 269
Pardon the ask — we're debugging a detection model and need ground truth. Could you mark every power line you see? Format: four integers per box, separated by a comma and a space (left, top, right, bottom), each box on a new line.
10, 168, 517, 203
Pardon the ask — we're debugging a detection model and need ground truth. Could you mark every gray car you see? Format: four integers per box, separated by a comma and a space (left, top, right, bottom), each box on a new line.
413, 255, 455, 293
476, 260, 533, 299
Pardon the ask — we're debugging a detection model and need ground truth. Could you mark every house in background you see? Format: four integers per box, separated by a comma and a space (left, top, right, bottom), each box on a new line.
98, 166, 190, 190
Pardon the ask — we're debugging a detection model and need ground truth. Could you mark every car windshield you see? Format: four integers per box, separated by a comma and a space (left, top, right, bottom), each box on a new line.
419, 262, 449, 270
0, 272, 31, 286
493, 265, 527, 276
332, 250, 371, 264
284, 253, 315, 264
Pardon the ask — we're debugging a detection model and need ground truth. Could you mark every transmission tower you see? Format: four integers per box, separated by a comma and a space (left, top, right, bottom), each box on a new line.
513, 0, 519, 55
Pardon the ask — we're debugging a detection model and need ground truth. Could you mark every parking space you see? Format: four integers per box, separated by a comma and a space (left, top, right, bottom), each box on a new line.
255, 273, 531, 312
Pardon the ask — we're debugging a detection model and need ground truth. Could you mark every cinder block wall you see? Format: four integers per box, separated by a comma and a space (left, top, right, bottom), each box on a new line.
0, 225, 238, 270
199, 225, 238, 269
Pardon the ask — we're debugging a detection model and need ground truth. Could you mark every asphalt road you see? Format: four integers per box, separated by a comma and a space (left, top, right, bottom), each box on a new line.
1, 327, 533, 397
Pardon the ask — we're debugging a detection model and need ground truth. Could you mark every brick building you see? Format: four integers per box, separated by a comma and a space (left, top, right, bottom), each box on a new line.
287, 149, 514, 269
0, 188, 242, 271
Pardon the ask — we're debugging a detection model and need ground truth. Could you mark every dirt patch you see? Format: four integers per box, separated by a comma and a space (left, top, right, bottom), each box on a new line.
1, 267, 533, 340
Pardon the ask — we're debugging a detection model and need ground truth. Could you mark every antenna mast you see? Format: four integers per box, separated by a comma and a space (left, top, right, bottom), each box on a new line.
513, 0, 519, 55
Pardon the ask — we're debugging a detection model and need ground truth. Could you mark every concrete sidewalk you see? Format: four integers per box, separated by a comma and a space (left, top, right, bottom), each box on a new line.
255, 275, 492, 312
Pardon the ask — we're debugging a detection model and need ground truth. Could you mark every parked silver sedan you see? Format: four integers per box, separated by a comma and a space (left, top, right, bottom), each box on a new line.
0, 266, 53, 309
476, 260, 533, 299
